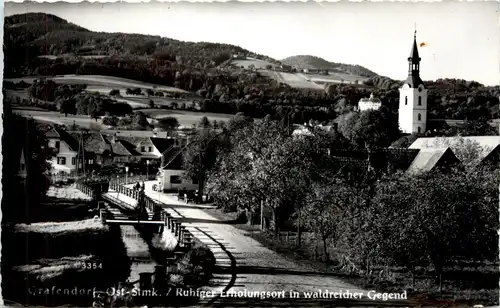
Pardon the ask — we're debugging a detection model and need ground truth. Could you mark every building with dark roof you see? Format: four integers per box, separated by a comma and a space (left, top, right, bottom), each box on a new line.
46, 128, 83, 174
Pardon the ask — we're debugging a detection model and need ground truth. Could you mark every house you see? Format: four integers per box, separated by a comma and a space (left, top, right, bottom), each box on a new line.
66, 131, 178, 167
280, 65, 292, 72
409, 136, 500, 169
358, 93, 382, 111
116, 136, 176, 163
157, 139, 198, 192
46, 128, 82, 175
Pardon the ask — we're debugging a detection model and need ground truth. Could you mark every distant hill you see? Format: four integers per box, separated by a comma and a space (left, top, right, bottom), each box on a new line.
4, 12, 271, 77
281, 55, 378, 78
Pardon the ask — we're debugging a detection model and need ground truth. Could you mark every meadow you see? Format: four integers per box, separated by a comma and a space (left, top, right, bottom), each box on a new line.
230, 57, 274, 69
137, 108, 232, 127
5, 75, 188, 94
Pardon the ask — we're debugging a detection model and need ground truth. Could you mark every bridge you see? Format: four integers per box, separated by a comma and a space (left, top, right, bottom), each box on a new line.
76, 176, 195, 250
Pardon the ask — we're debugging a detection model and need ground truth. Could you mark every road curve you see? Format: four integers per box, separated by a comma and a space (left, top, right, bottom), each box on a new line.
138, 181, 411, 307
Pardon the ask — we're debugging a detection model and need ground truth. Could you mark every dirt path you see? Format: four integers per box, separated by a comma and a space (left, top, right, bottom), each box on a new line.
136, 182, 411, 307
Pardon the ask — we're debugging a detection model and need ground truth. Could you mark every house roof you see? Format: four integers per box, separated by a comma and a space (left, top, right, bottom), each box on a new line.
150, 137, 176, 154
83, 132, 112, 155
47, 128, 79, 152
160, 145, 185, 170
409, 136, 500, 165
406, 147, 458, 175
101, 135, 133, 156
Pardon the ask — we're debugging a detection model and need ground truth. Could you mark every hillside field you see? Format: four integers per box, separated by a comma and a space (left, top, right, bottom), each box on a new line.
137, 109, 232, 128
230, 57, 274, 69
5, 75, 188, 94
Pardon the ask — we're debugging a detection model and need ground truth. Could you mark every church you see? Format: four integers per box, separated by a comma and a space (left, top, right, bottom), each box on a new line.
398, 31, 428, 135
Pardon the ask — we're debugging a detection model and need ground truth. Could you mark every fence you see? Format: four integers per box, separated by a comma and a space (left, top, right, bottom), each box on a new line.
75, 182, 96, 199
82, 174, 157, 185
275, 230, 363, 276
107, 182, 156, 212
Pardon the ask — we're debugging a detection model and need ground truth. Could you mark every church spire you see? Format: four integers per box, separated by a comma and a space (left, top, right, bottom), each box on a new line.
409, 30, 421, 65
405, 29, 423, 88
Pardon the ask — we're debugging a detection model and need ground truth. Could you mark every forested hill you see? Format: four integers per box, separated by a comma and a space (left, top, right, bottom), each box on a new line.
4, 13, 276, 75
281, 55, 378, 78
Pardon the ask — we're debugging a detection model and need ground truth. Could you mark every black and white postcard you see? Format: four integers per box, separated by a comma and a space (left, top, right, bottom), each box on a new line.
2, 1, 499, 307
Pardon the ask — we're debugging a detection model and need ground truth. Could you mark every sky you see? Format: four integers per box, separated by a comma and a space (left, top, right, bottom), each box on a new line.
4, 1, 500, 85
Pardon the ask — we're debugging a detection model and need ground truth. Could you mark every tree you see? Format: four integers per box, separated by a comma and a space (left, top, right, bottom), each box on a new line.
457, 117, 497, 136
58, 99, 76, 116
182, 129, 226, 194
300, 178, 357, 261
338, 108, 400, 148
148, 100, 155, 109
158, 116, 180, 131
132, 112, 150, 130
102, 115, 119, 127
207, 119, 326, 235
357, 168, 499, 291
198, 116, 212, 129
109, 89, 120, 96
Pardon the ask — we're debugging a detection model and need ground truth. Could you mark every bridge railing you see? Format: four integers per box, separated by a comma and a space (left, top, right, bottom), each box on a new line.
75, 181, 96, 199
98, 206, 195, 251
77, 175, 196, 252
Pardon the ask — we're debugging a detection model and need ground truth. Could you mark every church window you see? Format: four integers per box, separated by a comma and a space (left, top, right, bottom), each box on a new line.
405, 96, 408, 105
417, 126, 421, 133
418, 96, 422, 106
418, 113, 422, 121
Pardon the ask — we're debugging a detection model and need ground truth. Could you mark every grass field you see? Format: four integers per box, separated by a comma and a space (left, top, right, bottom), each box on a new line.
307, 72, 368, 84
259, 69, 368, 89
13, 108, 105, 128
137, 108, 233, 128
5, 74, 188, 94
231, 57, 274, 69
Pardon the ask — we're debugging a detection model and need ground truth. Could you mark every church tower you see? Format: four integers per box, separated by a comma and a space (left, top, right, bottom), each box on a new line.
398, 30, 428, 134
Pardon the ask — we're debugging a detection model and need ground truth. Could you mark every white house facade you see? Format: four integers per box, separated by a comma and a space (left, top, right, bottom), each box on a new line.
46, 128, 79, 175
358, 93, 382, 111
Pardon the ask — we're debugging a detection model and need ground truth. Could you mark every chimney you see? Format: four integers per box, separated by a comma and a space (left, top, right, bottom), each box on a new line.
111, 133, 117, 144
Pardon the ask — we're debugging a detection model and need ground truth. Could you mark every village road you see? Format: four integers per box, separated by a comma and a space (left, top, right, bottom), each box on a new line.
134, 181, 410, 307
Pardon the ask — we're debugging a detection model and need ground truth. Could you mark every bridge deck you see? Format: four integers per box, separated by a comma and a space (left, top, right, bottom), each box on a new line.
102, 190, 138, 211
105, 219, 164, 225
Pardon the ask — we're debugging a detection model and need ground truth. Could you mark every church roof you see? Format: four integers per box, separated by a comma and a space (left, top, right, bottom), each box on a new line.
404, 75, 424, 88
409, 32, 421, 63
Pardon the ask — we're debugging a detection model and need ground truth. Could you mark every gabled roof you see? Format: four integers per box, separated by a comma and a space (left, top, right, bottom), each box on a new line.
409, 136, 500, 165
406, 147, 459, 175
160, 145, 185, 170
117, 138, 141, 156
101, 135, 133, 156
150, 137, 176, 154
46, 128, 79, 151
82, 132, 112, 155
